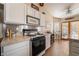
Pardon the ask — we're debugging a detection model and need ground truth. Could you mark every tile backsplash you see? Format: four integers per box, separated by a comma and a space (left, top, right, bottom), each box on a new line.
6, 24, 19, 34
5, 24, 38, 36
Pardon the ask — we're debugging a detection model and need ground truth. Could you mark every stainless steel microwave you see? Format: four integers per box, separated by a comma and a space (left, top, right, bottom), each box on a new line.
26, 15, 40, 26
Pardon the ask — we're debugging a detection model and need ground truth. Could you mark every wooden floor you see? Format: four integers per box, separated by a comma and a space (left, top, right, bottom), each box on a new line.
44, 39, 69, 56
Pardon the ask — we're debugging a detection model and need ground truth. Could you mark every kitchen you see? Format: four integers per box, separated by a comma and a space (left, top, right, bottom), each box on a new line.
1, 3, 79, 56
0, 3, 53, 56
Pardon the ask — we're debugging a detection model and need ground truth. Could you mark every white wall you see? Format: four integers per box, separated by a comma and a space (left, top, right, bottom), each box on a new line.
39, 4, 54, 33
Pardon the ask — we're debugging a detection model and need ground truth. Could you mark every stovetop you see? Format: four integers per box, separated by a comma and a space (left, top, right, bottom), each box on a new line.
27, 34, 44, 37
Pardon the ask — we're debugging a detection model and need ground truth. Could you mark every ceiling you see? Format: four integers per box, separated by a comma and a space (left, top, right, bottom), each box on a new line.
45, 3, 79, 18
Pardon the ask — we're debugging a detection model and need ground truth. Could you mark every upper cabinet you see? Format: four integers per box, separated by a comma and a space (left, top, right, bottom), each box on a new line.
4, 3, 46, 26
40, 13, 46, 26
4, 3, 26, 24
27, 4, 40, 19
34, 9, 40, 19
27, 5, 34, 16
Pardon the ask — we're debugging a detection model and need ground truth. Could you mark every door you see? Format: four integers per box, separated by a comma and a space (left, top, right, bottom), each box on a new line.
61, 22, 69, 39
70, 21, 79, 40
61, 21, 79, 40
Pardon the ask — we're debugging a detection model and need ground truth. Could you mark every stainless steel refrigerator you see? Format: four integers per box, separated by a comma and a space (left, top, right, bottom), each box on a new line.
0, 3, 4, 56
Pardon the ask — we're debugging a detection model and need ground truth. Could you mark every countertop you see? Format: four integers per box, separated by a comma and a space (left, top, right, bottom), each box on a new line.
1, 35, 31, 47
1, 34, 45, 47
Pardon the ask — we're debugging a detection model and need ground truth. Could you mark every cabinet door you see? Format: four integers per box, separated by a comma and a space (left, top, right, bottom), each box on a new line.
34, 9, 40, 18
5, 3, 26, 24
45, 34, 51, 50
27, 4, 34, 16
4, 41, 30, 56
40, 13, 46, 26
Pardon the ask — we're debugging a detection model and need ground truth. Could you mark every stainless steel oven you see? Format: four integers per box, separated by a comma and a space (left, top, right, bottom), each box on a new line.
31, 36, 46, 56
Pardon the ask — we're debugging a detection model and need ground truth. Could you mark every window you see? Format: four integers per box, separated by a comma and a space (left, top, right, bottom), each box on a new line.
70, 21, 79, 39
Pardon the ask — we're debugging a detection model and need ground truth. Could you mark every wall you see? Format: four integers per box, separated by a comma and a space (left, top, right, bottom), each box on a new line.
36, 3, 54, 33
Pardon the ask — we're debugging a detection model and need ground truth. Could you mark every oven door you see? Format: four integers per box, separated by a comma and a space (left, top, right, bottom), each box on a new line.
31, 36, 45, 56
32, 37, 41, 56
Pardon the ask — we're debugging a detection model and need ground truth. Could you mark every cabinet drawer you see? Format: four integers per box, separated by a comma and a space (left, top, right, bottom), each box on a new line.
70, 48, 79, 56
4, 46, 29, 56
70, 41, 79, 48
4, 41, 29, 52
70, 46, 79, 52
70, 41, 79, 56
70, 52, 79, 56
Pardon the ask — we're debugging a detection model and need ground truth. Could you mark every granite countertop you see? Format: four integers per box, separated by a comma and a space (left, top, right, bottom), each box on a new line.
1, 35, 31, 46
1, 34, 45, 47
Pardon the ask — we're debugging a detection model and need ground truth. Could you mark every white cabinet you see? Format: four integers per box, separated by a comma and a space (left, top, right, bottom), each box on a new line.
4, 3, 26, 24
34, 9, 40, 19
45, 34, 51, 50
40, 13, 46, 26
3, 41, 30, 56
27, 4, 34, 16
27, 4, 40, 18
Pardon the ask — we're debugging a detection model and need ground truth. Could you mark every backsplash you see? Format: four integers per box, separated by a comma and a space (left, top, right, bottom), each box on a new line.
6, 24, 19, 33
5, 24, 19, 38
4, 24, 40, 37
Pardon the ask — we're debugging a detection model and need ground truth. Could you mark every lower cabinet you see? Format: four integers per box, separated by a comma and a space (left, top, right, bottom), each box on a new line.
45, 34, 51, 50
69, 40, 79, 56
3, 40, 30, 56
